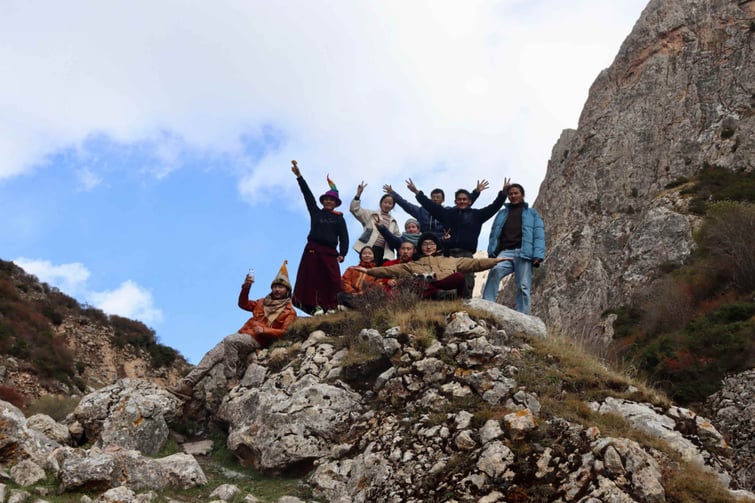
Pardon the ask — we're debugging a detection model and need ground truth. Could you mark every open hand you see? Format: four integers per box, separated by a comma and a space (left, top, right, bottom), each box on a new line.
476, 179, 490, 192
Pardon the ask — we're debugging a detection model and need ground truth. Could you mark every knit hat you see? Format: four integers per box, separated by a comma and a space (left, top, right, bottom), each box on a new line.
270, 260, 292, 291
404, 218, 419, 230
319, 174, 342, 207
417, 232, 441, 251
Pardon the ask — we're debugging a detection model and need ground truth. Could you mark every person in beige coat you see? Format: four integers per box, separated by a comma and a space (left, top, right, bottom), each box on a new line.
350, 181, 400, 265
355, 233, 509, 299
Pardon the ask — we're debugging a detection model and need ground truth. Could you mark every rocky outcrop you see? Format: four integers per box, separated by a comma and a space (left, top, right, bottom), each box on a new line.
0, 304, 752, 501
532, 0, 754, 335
72, 378, 184, 455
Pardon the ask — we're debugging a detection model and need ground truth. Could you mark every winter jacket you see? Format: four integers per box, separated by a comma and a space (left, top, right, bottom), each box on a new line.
237, 285, 297, 347
341, 261, 378, 294
365, 255, 501, 281
389, 189, 481, 237
486, 203, 545, 261
416, 191, 506, 252
350, 198, 400, 260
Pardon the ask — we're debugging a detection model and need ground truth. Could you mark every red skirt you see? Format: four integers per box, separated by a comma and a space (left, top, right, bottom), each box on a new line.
293, 241, 342, 313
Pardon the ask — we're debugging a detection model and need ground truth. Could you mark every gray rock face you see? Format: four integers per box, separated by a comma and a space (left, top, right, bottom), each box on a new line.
217, 335, 363, 471
532, 0, 754, 336
0, 400, 60, 466
73, 378, 183, 456
52, 446, 206, 493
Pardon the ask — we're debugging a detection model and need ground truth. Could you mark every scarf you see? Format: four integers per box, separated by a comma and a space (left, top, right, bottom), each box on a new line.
262, 295, 291, 324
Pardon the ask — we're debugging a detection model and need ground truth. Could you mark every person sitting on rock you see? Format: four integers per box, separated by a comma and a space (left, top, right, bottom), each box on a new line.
375, 216, 422, 253
355, 233, 510, 299
169, 261, 297, 400
337, 246, 380, 309
377, 240, 416, 295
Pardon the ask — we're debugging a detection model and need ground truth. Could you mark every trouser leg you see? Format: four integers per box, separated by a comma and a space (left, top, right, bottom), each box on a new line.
482, 250, 515, 301
183, 332, 260, 385
448, 249, 474, 298
513, 257, 533, 314
428, 272, 466, 298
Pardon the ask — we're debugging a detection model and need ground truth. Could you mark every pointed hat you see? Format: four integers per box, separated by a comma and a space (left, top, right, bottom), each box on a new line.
319, 174, 342, 207
270, 260, 291, 291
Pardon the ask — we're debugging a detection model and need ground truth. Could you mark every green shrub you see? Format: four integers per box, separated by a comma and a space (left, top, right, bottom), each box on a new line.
25, 394, 81, 421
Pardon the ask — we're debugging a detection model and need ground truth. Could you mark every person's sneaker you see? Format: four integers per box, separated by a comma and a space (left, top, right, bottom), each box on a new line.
325, 309, 337, 315
337, 304, 349, 312
312, 306, 325, 316
168, 381, 193, 401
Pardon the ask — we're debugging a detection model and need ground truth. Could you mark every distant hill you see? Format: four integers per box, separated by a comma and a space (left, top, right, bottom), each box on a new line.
0, 259, 189, 408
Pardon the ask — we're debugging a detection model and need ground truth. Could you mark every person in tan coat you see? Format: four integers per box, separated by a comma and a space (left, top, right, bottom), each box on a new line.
356, 233, 509, 299
169, 261, 297, 400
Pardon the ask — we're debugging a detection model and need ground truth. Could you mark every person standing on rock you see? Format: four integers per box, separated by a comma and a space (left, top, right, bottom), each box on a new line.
169, 262, 297, 400
291, 160, 349, 315
482, 181, 545, 314
350, 182, 401, 265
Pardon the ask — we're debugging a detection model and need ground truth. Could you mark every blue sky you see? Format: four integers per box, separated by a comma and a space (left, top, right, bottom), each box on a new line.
1, 0, 648, 363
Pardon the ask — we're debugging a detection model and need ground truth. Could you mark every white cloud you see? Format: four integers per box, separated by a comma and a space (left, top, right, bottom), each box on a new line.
13, 257, 163, 325
0, 0, 647, 202
88, 281, 164, 325
14, 257, 90, 295
76, 167, 104, 191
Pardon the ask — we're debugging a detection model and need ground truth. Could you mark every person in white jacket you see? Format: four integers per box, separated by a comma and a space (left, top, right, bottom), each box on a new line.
350, 181, 401, 265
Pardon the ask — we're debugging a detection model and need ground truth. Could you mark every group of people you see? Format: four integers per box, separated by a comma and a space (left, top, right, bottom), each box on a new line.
290, 159, 546, 315
169, 159, 545, 401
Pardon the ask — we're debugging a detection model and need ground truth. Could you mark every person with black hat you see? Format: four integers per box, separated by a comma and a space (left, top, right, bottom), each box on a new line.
290, 160, 349, 315
355, 233, 509, 299
169, 261, 297, 400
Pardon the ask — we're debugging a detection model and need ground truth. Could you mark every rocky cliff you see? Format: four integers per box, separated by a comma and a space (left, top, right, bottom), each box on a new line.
532, 0, 754, 336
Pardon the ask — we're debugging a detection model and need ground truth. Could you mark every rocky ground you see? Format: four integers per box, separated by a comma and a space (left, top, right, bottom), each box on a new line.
0, 300, 753, 502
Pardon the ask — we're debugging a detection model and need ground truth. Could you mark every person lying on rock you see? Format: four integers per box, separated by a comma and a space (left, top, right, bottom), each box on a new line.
354, 232, 510, 300
169, 261, 297, 400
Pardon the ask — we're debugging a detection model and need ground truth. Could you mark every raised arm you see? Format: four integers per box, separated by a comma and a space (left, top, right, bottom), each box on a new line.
349, 181, 373, 225
469, 179, 489, 205
292, 160, 318, 214
374, 216, 403, 252
384, 184, 421, 218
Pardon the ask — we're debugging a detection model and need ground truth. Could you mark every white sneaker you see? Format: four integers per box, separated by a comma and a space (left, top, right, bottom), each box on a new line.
326, 309, 337, 315
312, 306, 325, 316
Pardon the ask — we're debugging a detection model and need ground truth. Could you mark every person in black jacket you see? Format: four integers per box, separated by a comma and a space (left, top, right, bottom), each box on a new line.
290, 160, 349, 315
406, 178, 507, 297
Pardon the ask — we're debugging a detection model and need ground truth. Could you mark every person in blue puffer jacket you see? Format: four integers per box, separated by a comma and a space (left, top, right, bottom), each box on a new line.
482, 182, 545, 314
